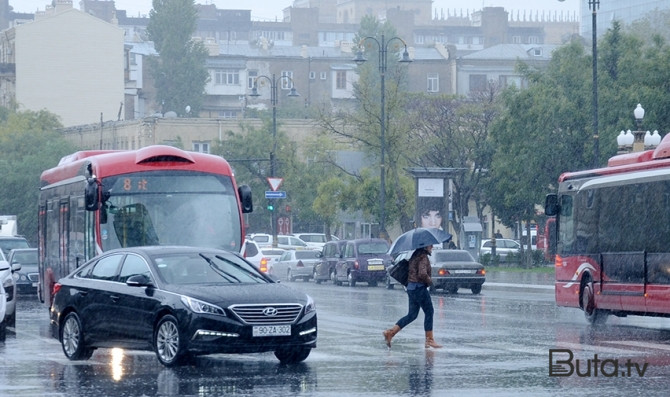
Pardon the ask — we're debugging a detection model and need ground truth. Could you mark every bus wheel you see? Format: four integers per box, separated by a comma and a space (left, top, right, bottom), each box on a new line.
581, 278, 607, 325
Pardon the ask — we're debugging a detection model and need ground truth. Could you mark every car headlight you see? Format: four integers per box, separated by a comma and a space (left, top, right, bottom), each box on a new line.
181, 296, 225, 316
304, 294, 316, 314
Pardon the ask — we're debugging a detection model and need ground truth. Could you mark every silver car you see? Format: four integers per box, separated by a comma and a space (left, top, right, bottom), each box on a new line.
272, 250, 321, 282
480, 238, 520, 259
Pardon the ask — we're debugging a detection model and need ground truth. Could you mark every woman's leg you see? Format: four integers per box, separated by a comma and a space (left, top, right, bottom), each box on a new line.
417, 287, 434, 331
396, 289, 421, 329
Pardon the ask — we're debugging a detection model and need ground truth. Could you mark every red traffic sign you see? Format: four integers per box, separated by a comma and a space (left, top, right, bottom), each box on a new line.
267, 177, 283, 191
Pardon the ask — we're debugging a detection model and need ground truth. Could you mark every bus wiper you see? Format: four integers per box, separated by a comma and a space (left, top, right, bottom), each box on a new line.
199, 253, 241, 283
215, 254, 267, 282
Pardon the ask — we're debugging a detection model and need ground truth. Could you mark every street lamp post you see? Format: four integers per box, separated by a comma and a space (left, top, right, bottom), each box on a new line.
353, 34, 411, 238
250, 73, 299, 247
590, 0, 600, 167
561, 0, 600, 166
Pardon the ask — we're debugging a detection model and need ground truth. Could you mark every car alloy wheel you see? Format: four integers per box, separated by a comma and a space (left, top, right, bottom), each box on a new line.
61, 312, 93, 360
155, 315, 185, 367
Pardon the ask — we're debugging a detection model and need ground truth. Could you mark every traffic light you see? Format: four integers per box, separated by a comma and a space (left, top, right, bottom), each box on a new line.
267, 202, 274, 211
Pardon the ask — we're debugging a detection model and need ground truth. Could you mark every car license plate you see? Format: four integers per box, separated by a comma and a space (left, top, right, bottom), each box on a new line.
453, 270, 475, 274
368, 265, 384, 271
32, 282, 38, 287
253, 325, 291, 337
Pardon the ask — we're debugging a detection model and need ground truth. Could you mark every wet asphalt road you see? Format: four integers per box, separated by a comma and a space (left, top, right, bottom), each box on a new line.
3, 271, 670, 396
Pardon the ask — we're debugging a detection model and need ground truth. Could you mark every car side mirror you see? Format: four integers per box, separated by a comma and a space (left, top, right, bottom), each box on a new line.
11, 262, 21, 272
126, 274, 153, 287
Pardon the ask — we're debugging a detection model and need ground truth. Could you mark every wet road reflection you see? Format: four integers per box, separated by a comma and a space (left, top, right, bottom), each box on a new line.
3, 274, 670, 396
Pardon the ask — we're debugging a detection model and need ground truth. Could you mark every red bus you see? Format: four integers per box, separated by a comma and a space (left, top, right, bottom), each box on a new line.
38, 145, 253, 305
545, 135, 670, 324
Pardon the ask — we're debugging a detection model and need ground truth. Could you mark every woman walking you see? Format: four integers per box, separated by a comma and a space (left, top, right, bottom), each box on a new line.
383, 244, 442, 349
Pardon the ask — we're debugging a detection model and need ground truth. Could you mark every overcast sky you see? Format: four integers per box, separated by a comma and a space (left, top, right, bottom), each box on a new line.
13, 1, 579, 21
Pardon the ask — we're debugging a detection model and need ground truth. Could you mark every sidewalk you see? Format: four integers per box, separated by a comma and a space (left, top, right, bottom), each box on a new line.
484, 269, 554, 290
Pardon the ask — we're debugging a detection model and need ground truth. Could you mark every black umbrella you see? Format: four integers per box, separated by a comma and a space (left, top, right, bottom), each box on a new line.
390, 228, 452, 256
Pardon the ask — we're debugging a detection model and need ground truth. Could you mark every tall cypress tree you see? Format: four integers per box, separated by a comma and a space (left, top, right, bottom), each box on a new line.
147, 0, 209, 116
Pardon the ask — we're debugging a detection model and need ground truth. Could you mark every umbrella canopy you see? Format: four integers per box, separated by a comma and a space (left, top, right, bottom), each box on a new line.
390, 228, 452, 256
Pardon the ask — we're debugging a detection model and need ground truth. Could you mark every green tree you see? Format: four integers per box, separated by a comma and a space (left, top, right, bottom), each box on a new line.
0, 110, 75, 245
147, 0, 209, 116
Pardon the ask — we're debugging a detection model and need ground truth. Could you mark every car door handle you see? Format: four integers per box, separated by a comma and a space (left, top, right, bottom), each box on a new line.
109, 295, 120, 302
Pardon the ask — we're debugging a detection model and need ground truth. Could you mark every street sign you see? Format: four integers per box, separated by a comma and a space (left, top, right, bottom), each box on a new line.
265, 190, 286, 199
267, 177, 283, 192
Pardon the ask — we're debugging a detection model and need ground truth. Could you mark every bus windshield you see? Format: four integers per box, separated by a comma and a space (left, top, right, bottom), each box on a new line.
99, 171, 242, 252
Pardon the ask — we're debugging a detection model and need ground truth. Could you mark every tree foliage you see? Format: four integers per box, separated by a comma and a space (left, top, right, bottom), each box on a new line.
0, 110, 75, 245
147, 0, 209, 116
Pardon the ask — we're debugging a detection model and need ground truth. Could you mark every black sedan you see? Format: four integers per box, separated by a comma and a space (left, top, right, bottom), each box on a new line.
49, 246, 317, 367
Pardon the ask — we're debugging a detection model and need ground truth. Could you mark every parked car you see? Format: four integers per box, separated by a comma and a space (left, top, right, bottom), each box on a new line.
292, 233, 328, 249
0, 236, 30, 256
49, 246, 317, 367
0, 282, 5, 340
392, 249, 486, 294
249, 233, 272, 248
313, 239, 347, 284
333, 239, 392, 287
249, 234, 309, 250
480, 239, 521, 260
261, 247, 286, 271
0, 249, 16, 327
241, 239, 268, 272
272, 250, 321, 282
8, 248, 38, 295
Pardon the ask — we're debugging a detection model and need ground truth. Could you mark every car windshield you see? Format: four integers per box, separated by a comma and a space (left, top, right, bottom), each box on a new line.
262, 249, 284, 256
295, 251, 319, 259
358, 242, 389, 255
432, 251, 474, 263
11, 251, 37, 264
154, 252, 268, 285
0, 238, 30, 256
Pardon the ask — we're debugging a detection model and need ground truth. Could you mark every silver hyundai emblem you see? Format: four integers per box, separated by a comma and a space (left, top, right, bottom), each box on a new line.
262, 307, 278, 316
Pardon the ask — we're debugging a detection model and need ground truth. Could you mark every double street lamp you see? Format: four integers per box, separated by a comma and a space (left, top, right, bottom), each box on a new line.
353, 34, 411, 238
249, 73, 299, 246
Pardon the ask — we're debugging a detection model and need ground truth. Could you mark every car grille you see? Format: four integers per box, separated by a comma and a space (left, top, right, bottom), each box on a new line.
230, 304, 303, 325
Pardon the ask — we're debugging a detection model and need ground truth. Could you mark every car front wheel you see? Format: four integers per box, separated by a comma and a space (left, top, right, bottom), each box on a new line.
61, 312, 93, 361
274, 347, 311, 363
313, 269, 322, 284
154, 315, 188, 367
471, 284, 482, 295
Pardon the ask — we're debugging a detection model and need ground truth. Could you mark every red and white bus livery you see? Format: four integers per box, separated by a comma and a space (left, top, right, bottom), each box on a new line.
38, 145, 253, 305
545, 134, 670, 324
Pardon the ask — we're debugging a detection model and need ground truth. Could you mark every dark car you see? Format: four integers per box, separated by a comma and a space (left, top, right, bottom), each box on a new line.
392, 249, 486, 294
312, 239, 347, 284
333, 238, 392, 287
49, 246, 317, 367
8, 248, 38, 295
428, 249, 485, 294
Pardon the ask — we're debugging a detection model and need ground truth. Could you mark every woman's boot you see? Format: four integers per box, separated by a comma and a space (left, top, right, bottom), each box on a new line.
382, 325, 401, 348
425, 331, 443, 348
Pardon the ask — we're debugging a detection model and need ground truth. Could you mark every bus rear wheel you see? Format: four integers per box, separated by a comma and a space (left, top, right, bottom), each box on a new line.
581, 278, 607, 325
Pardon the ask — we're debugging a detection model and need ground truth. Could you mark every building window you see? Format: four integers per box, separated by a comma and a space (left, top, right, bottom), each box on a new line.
309, 71, 316, 80
469, 74, 487, 93
193, 141, 211, 154
512, 36, 521, 44
529, 36, 540, 44
281, 71, 294, 89
533, 48, 543, 56
336, 70, 347, 90
427, 73, 439, 92
218, 110, 237, 119
215, 69, 240, 85
248, 70, 258, 89
320, 71, 327, 80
